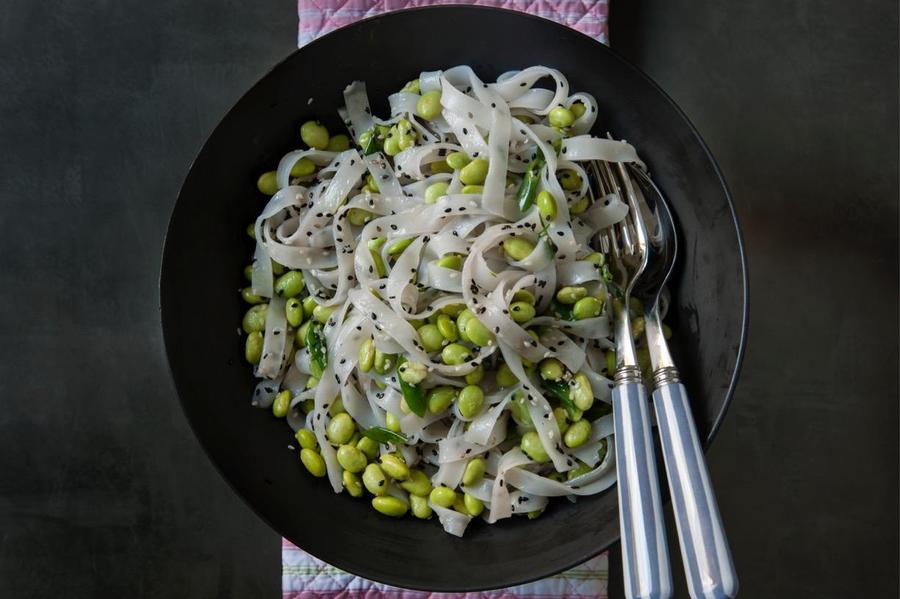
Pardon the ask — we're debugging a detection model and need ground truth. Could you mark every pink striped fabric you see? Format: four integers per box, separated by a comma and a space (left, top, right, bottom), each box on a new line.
287, 2, 610, 596
298, 0, 609, 46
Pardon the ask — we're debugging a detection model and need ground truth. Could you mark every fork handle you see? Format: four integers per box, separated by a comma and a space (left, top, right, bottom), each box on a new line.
613, 381, 673, 599
653, 382, 738, 599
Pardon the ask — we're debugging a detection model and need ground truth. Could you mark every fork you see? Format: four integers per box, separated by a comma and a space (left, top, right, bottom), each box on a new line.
627, 165, 739, 599
593, 161, 673, 599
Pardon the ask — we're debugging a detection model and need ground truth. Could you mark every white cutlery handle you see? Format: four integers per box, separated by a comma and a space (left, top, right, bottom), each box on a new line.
613, 381, 673, 599
653, 382, 738, 599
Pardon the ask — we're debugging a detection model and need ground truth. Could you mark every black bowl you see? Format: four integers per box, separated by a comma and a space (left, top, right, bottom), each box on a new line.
160, 5, 747, 591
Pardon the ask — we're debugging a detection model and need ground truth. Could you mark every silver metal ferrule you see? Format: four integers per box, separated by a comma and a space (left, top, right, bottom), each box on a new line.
652, 366, 681, 387
614, 365, 643, 386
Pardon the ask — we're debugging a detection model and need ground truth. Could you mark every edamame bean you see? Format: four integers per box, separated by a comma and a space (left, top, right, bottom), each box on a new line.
631, 316, 645, 341
605, 350, 616, 374
290, 157, 316, 177
513, 290, 535, 305
502, 238, 535, 261
302, 296, 317, 318
465, 364, 484, 385
559, 170, 582, 191
442, 151, 468, 170
401, 79, 420, 94
379, 454, 410, 481
326, 413, 355, 445
436, 254, 462, 270
343, 470, 364, 497
564, 419, 591, 448
536, 190, 557, 221
362, 463, 388, 495
567, 462, 592, 480
548, 106, 576, 128
465, 318, 494, 347
272, 391, 291, 418
539, 358, 564, 381
241, 287, 264, 304
464, 494, 485, 517
300, 448, 327, 477
573, 296, 603, 320
570, 196, 590, 215
584, 252, 605, 267
256, 171, 278, 195
462, 457, 486, 486
300, 120, 330, 150
295, 429, 317, 450
246, 224, 256, 239
431, 160, 453, 174
243, 265, 254, 282
326, 134, 350, 152
295, 320, 311, 348
242, 304, 268, 333
435, 314, 458, 342
521, 431, 550, 463
274, 271, 304, 298
285, 298, 304, 327
570, 102, 586, 119
385, 412, 401, 433
358, 337, 375, 372
373, 350, 394, 374
399, 360, 427, 385
356, 436, 379, 460
509, 301, 536, 323
418, 324, 445, 352
457, 385, 485, 418
383, 135, 401, 156
245, 331, 263, 364
337, 444, 367, 473
496, 362, 517, 387
313, 304, 336, 324
556, 286, 587, 304
387, 237, 414, 256
553, 407, 569, 433
304, 377, 318, 390
348, 208, 373, 226
429, 486, 456, 508
459, 158, 488, 185
416, 90, 442, 120
509, 391, 532, 427
410, 494, 432, 519
441, 343, 471, 365
427, 386, 457, 414
572, 372, 594, 411
372, 495, 408, 517
400, 469, 433, 497
662, 323, 673, 339
424, 181, 449, 204
461, 185, 483, 194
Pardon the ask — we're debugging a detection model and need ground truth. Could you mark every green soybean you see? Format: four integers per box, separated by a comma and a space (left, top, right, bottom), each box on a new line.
462, 457, 486, 486
379, 454, 410, 481
400, 469, 433, 497
326, 134, 350, 152
435, 314, 458, 342
272, 391, 291, 418
326, 413, 355, 445
401, 79, 420, 94
410, 494, 433, 519
416, 90, 442, 120
418, 324, 445, 352
372, 495, 409, 517
257, 171, 278, 195
274, 271, 305, 298
461, 184, 483, 194
436, 254, 462, 270
285, 298, 304, 327
457, 385, 485, 418
459, 158, 489, 185
427, 386, 457, 414
539, 358, 564, 381
567, 462, 592, 480
446, 151, 470, 170
300, 448, 327, 477
549, 106, 576, 128
424, 181, 449, 204
429, 486, 456, 508
362, 463, 388, 495
295, 429, 317, 450
465, 364, 484, 385
430, 160, 453, 173
509, 301, 535, 323
496, 362, 517, 387
242, 304, 268, 333
245, 331, 263, 364
572, 372, 594, 411
573, 296, 603, 320
570, 103, 587, 119
348, 208, 373, 226
536, 191, 557, 221
313, 304, 336, 325
387, 237, 414, 256
300, 120, 330, 150
357, 436, 379, 460
521, 431, 550, 463
243, 265, 254, 282
631, 316, 646, 341
241, 287, 264, 304
465, 318, 494, 347
358, 337, 375, 372
290, 157, 316, 177
295, 320, 312, 348
385, 412, 401, 433
605, 350, 616, 375
584, 252, 605, 267
246, 224, 256, 239
374, 350, 395, 375
553, 407, 569, 433
556, 286, 587, 304
559, 170, 583, 191
343, 470, 364, 497
441, 343, 471, 365
337, 444, 367, 473
502, 238, 535, 261
463, 494, 485, 517
570, 196, 590, 215
302, 296, 317, 318
564, 419, 592, 448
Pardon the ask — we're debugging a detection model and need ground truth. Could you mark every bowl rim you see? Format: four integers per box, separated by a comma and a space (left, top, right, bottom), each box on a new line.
159, 4, 749, 590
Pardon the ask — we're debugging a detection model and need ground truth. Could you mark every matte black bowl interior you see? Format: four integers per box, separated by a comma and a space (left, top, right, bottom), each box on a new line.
160, 6, 747, 591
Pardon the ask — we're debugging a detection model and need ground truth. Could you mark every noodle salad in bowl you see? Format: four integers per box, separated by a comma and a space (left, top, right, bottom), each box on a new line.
239, 66, 664, 536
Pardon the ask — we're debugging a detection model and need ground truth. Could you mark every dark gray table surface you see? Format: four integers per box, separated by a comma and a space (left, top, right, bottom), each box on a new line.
1, 0, 896, 597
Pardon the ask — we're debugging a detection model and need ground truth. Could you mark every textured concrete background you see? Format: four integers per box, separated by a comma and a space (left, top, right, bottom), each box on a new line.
0, 0, 896, 597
